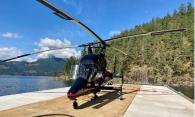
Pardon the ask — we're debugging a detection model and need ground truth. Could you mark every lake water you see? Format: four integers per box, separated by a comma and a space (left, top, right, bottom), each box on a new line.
170, 85, 194, 100
0, 76, 194, 100
0, 75, 71, 96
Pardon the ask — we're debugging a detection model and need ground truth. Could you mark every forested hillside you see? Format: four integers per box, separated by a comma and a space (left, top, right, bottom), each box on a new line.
104, 3, 194, 86
64, 3, 193, 86
0, 57, 65, 76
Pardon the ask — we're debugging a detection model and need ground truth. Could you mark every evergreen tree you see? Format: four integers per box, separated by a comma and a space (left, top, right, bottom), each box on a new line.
78, 3, 194, 86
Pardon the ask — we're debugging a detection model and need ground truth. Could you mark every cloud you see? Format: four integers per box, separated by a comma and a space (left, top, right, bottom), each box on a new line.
35, 37, 81, 59
109, 30, 121, 36
0, 38, 80, 62
0, 47, 34, 62
63, 0, 82, 14
1, 32, 22, 39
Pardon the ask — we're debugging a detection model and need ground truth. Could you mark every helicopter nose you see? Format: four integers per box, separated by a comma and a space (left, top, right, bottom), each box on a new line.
67, 93, 77, 100
67, 77, 87, 97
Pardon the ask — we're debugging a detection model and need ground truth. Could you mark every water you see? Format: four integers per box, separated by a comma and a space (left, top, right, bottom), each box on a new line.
170, 85, 194, 100
0, 76, 193, 100
0, 75, 71, 96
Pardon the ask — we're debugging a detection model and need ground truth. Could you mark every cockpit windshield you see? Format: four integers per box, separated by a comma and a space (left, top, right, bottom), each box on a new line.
70, 65, 79, 80
70, 64, 97, 80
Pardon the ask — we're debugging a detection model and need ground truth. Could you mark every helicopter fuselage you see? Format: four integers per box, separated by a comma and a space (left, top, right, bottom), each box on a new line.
67, 53, 108, 98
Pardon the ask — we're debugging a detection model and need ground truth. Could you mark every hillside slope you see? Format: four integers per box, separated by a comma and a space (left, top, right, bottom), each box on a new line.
0, 57, 65, 76
105, 3, 194, 86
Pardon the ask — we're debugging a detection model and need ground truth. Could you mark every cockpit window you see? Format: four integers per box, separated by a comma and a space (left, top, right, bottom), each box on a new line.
70, 64, 97, 80
77, 64, 93, 80
70, 65, 79, 80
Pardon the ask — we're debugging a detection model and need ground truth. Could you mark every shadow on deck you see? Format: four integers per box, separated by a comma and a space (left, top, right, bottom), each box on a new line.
78, 90, 123, 109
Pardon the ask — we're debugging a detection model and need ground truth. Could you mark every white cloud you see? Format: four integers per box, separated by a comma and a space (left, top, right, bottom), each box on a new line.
35, 37, 81, 59
109, 30, 120, 36
1, 32, 22, 39
0, 38, 80, 62
0, 47, 33, 62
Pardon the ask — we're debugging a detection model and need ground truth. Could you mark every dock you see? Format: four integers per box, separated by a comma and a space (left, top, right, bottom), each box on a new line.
0, 87, 70, 111
124, 85, 194, 117
0, 85, 193, 117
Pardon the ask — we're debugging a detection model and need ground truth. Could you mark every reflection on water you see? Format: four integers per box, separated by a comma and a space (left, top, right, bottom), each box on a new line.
0, 75, 72, 96
170, 85, 194, 100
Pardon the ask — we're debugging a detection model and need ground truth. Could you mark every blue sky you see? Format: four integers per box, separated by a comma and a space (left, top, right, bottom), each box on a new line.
0, 0, 193, 61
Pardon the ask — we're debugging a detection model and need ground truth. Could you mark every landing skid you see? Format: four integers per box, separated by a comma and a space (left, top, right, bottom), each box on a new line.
71, 73, 124, 109
91, 93, 98, 100
73, 99, 78, 109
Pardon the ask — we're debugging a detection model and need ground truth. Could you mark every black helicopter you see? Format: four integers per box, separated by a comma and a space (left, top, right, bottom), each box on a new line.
1, 0, 186, 109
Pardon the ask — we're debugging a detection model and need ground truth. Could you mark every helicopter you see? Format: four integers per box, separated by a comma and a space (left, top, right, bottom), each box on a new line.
1, 0, 186, 109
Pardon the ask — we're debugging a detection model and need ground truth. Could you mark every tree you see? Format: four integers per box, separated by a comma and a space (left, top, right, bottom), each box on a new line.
187, 2, 193, 15
179, 3, 187, 15
104, 3, 194, 86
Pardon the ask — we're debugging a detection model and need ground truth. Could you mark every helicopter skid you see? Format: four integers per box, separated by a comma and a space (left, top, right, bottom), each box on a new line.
101, 86, 121, 90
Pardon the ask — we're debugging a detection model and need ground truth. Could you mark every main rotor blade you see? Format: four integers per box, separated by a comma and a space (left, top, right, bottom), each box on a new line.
37, 0, 106, 46
107, 28, 186, 42
87, 28, 186, 45
1, 46, 79, 62
110, 47, 128, 56
2, 54, 31, 62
